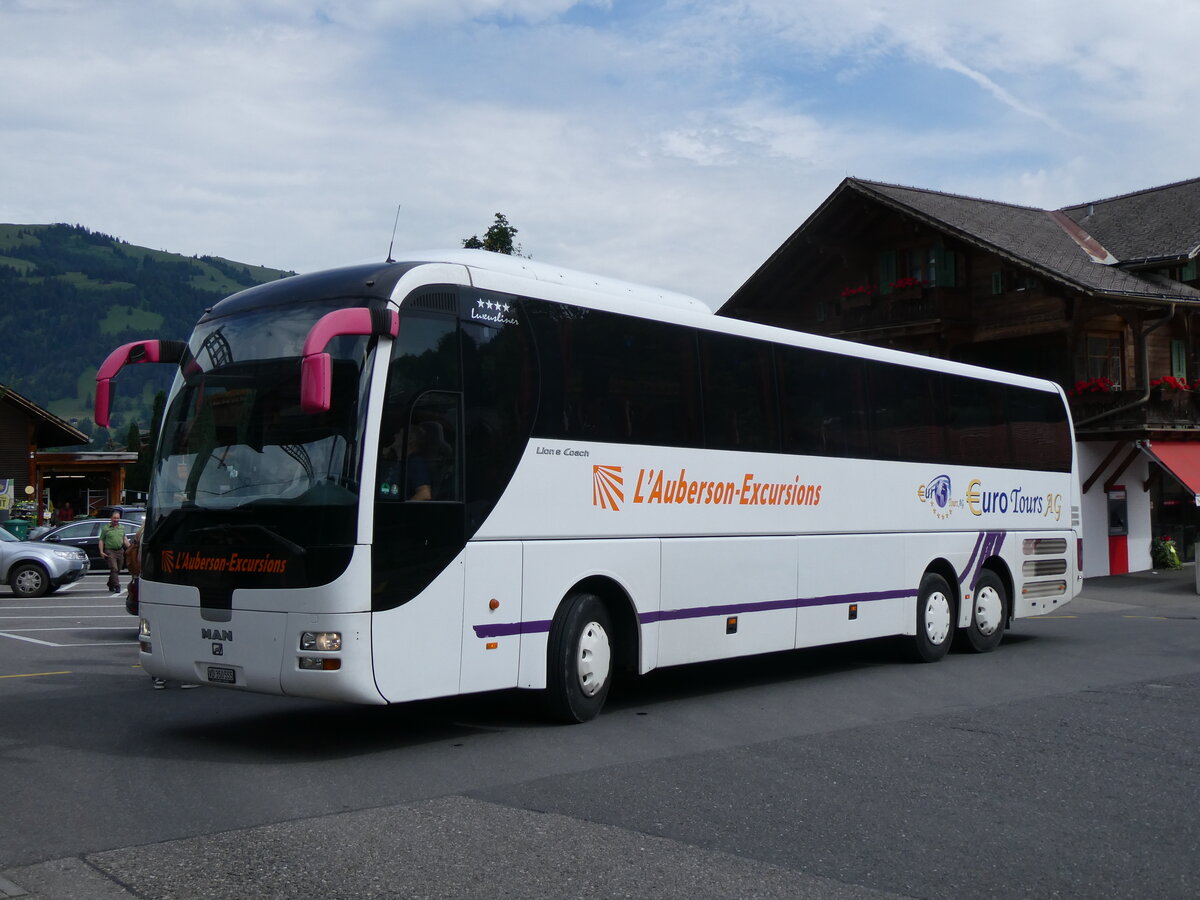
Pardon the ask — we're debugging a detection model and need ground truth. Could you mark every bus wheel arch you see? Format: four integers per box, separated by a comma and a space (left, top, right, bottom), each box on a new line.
908, 563, 958, 663
959, 563, 1011, 654
543, 577, 634, 724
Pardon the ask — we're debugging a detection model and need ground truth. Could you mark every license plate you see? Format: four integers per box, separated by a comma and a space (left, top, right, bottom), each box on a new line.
207, 666, 236, 684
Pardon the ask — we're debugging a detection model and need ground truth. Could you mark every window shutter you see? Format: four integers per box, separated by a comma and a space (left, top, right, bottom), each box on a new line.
1172, 339, 1187, 379
879, 251, 896, 295
991, 272, 1003, 295
935, 248, 955, 287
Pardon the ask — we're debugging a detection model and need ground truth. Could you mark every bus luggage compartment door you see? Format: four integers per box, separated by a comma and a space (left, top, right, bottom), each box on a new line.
459, 542, 523, 695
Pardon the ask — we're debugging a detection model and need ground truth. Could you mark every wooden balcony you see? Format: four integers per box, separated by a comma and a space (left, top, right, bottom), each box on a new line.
834, 286, 968, 336
1069, 390, 1200, 434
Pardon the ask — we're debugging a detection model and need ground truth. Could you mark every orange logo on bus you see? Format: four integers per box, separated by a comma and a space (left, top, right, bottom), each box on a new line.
593, 465, 625, 510
159, 549, 288, 575
593, 465, 821, 511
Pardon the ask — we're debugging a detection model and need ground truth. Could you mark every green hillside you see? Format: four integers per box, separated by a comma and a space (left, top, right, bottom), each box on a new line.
0, 224, 291, 441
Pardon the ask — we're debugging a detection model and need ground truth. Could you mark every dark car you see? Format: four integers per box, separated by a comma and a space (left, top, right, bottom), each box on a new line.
33, 518, 142, 570
96, 505, 147, 526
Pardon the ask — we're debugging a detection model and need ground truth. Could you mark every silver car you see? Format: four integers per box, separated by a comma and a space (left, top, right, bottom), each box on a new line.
0, 525, 90, 597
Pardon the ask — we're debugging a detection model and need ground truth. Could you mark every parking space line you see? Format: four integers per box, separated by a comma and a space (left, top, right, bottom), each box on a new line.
0, 626, 136, 648
0, 615, 131, 620
0, 670, 71, 679
0, 605, 126, 611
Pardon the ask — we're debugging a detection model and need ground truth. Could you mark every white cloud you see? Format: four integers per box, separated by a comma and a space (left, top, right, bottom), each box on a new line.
1, 0, 1196, 309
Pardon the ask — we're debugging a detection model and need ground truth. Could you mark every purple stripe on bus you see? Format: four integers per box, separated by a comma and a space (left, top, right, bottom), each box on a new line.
471, 531, 1010, 639
473, 619, 553, 639
471, 589, 916, 638
958, 532, 987, 585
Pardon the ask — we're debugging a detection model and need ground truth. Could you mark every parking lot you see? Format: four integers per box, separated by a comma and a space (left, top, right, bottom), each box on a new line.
3, 572, 1199, 899
0, 573, 139, 684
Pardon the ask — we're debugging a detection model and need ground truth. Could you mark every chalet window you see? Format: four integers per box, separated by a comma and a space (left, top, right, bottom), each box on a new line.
1085, 334, 1123, 386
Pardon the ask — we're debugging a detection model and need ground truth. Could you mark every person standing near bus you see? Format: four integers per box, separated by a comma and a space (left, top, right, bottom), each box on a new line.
98, 511, 129, 594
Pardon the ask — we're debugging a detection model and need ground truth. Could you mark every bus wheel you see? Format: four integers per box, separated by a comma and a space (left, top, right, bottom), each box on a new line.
909, 572, 953, 663
962, 571, 1007, 653
545, 592, 613, 724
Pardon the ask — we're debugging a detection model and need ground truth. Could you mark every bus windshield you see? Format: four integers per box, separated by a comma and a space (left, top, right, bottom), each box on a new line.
150, 300, 374, 535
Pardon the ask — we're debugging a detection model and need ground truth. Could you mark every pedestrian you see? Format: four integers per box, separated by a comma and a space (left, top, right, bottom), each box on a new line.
97, 512, 129, 594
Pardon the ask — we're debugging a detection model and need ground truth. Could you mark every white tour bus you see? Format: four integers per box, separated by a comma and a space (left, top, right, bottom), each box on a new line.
95, 250, 1082, 722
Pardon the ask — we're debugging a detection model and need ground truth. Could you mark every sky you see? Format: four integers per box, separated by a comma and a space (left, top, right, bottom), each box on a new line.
2, 0, 1197, 309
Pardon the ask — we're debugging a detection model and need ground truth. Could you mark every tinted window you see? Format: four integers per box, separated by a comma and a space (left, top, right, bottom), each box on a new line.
529, 303, 702, 448
945, 375, 1012, 467
778, 347, 870, 458
1008, 386, 1072, 472
869, 362, 945, 463
700, 332, 779, 452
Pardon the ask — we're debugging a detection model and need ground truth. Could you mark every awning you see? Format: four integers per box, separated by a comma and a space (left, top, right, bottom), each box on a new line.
1136, 440, 1200, 505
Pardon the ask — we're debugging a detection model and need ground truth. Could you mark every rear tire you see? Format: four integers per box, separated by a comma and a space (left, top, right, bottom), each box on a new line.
908, 572, 954, 663
10, 563, 49, 598
544, 592, 613, 723
962, 570, 1007, 653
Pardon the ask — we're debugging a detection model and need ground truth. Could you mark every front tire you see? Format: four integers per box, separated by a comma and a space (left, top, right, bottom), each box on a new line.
961, 570, 1007, 653
909, 572, 954, 663
545, 592, 614, 723
10, 563, 49, 598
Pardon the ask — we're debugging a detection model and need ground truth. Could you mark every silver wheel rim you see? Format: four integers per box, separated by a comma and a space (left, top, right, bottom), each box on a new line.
576, 621, 611, 697
15, 568, 43, 595
974, 585, 1002, 636
923, 591, 951, 645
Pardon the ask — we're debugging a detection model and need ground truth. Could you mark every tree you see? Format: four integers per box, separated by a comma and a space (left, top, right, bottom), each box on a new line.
462, 213, 525, 256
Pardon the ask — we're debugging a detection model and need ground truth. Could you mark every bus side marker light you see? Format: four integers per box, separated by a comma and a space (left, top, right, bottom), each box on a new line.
848, 604, 858, 620
486, 642, 499, 650
726, 616, 738, 635
489, 599, 500, 611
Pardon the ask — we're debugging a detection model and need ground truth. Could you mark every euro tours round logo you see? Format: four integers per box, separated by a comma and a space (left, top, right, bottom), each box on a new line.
918, 474, 956, 519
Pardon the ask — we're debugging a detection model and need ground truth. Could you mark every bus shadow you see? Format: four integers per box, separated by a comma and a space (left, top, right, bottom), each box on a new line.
150, 633, 1044, 761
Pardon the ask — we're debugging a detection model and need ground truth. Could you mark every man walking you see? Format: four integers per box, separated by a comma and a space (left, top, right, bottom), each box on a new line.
98, 512, 129, 594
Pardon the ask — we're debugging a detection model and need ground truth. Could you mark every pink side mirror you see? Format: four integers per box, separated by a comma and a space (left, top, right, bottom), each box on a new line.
299, 307, 398, 414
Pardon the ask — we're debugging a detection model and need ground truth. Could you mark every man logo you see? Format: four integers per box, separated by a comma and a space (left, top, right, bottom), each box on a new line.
161, 550, 175, 574
593, 465, 624, 511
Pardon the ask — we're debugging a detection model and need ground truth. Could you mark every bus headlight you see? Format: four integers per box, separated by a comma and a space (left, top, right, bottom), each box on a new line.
300, 631, 341, 652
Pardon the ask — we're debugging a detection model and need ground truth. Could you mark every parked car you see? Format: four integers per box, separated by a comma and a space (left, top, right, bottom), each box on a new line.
0, 525, 90, 597
32, 518, 142, 570
96, 505, 147, 526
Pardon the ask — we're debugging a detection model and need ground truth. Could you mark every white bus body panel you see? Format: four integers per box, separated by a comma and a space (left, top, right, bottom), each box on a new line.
459, 541, 523, 695
658, 536, 798, 667
371, 554, 465, 703
516, 538, 660, 689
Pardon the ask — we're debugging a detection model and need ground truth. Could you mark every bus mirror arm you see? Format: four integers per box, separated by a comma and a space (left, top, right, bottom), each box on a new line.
94, 339, 187, 427
300, 307, 399, 413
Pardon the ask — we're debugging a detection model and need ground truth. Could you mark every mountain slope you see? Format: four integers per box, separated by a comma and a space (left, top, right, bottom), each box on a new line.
0, 223, 291, 436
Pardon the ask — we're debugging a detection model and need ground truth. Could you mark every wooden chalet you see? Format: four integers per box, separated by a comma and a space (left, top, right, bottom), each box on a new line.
0, 384, 136, 529
719, 177, 1200, 576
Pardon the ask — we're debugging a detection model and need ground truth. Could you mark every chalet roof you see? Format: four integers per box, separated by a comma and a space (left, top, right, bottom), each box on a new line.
0, 384, 88, 448
721, 176, 1200, 315
851, 179, 1200, 303
1059, 177, 1200, 264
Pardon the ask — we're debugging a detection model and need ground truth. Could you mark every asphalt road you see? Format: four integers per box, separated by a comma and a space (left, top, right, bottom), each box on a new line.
1, 569, 1198, 899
